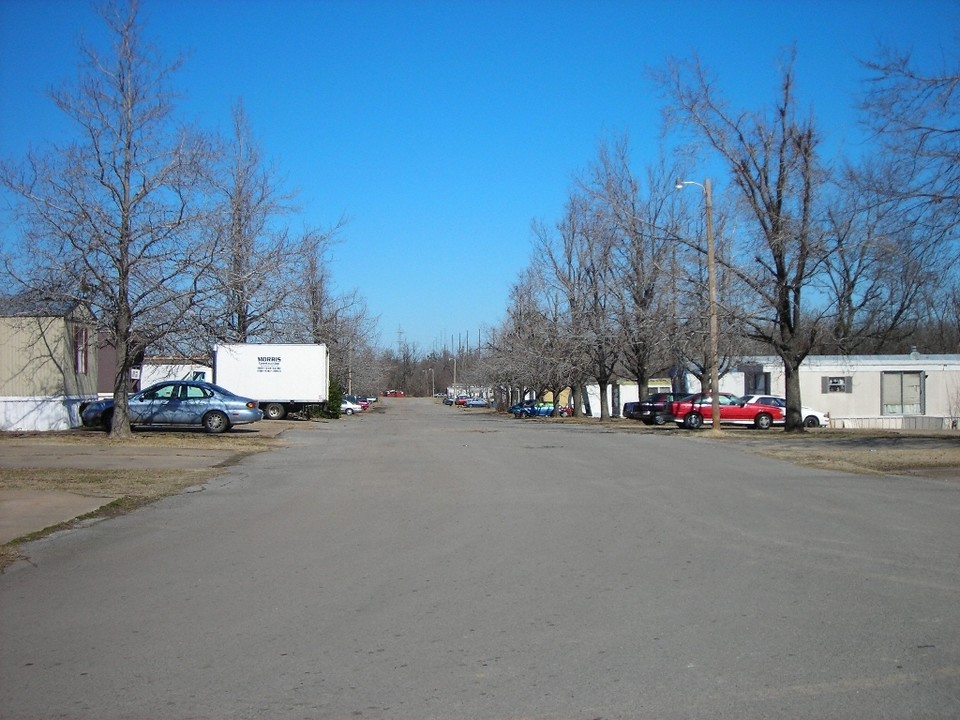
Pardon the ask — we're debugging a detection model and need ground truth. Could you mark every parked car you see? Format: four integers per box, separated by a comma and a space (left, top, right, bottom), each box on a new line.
442, 395, 456, 405
81, 380, 262, 433
624, 392, 685, 425
665, 392, 785, 430
508, 399, 537, 417
343, 394, 369, 411
454, 395, 470, 406
340, 399, 363, 415
516, 401, 572, 418
740, 394, 829, 428
464, 397, 490, 408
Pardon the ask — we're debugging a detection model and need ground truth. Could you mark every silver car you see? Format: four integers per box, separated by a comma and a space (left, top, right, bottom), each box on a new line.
81, 381, 263, 433
740, 394, 829, 428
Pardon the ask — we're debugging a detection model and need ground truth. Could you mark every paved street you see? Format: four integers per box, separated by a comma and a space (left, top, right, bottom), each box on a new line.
2, 399, 958, 719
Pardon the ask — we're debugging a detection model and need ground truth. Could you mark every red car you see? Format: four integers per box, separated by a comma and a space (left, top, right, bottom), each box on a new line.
666, 392, 784, 430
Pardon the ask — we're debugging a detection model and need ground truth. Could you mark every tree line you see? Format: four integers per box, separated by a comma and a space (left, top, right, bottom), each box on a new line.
483, 49, 959, 428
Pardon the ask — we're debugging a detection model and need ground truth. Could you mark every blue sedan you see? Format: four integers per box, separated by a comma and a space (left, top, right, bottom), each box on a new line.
81, 380, 263, 433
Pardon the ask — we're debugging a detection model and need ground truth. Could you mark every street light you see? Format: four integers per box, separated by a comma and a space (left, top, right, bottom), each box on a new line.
676, 178, 720, 431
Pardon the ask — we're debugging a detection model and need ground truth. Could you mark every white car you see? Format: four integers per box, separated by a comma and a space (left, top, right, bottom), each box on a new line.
741, 395, 829, 428
340, 399, 363, 415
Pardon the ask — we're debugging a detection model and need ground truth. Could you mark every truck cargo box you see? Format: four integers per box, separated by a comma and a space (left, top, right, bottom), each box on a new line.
214, 343, 329, 420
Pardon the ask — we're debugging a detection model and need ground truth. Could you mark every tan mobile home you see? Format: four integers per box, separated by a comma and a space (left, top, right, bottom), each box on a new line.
0, 299, 99, 431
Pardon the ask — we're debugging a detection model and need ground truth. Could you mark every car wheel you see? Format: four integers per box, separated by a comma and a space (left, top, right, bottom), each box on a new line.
653, 414, 666, 426
684, 412, 703, 429
514, 411, 523, 419
344, 408, 354, 415
755, 413, 773, 430
102, 410, 113, 433
263, 403, 286, 420
803, 415, 820, 428
203, 410, 230, 434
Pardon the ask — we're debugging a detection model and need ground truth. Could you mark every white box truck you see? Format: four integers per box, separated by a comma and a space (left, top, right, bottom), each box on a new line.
213, 343, 329, 420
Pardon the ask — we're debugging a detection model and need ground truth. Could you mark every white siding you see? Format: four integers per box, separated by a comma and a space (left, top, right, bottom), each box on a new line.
737, 354, 960, 429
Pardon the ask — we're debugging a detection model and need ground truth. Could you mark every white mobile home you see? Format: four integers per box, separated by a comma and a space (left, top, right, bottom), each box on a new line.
737, 354, 960, 429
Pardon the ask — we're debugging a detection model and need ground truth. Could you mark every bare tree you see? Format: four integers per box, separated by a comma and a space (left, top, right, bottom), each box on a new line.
820, 166, 943, 353
535, 192, 620, 420
199, 99, 298, 344
846, 45, 960, 352
0, 0, 214, 438
581, 137, 683, 398
492, 269, 579, 411
658, 53, 829, 430
859, 45, 960, 235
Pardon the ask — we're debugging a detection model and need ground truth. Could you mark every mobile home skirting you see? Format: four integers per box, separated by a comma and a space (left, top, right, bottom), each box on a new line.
0, 395, 97, 432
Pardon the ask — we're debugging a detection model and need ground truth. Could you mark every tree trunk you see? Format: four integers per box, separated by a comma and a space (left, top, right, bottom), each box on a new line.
783, 357, 804, 432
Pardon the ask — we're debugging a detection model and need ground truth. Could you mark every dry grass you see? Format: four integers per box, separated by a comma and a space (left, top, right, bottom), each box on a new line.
0, 466, 222, 498
0, 426, 283, 450
737, 430, 960, 477
756, 445, 960, 475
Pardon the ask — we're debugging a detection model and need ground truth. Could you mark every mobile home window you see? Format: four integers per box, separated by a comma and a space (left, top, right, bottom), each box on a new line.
881, 371, 923, 415
822, 376, 852, 393
73, 326, 88, 375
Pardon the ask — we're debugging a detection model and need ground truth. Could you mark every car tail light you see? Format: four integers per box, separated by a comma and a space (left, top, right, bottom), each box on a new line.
247, 401, 257, 409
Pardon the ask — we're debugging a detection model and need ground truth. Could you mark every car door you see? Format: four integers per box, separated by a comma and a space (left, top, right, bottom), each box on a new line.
174, 383, 212, 425
128, 383, 180, 424
715, 393, 750, 422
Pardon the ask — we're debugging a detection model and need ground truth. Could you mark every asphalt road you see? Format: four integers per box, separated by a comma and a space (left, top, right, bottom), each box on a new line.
2, 399, 958, 719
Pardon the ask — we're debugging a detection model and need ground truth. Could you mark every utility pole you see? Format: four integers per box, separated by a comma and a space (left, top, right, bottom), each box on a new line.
677, 178, 721, 431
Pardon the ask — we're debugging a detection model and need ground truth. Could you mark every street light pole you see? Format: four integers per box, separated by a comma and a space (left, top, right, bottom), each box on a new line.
677, 178, 721, 431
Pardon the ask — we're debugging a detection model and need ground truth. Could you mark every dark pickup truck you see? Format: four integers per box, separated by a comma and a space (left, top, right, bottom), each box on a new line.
623, 392, 686, 425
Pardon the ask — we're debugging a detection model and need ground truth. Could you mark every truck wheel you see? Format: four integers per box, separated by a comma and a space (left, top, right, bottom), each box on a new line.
263, 403, 286, 420
684, 413, 703, 430
653, 414, 666, 426
754, 413, 773, 430
203, 410, 230, 433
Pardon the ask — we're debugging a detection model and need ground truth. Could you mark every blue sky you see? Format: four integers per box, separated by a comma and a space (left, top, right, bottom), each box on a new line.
2, 0, 957, 353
